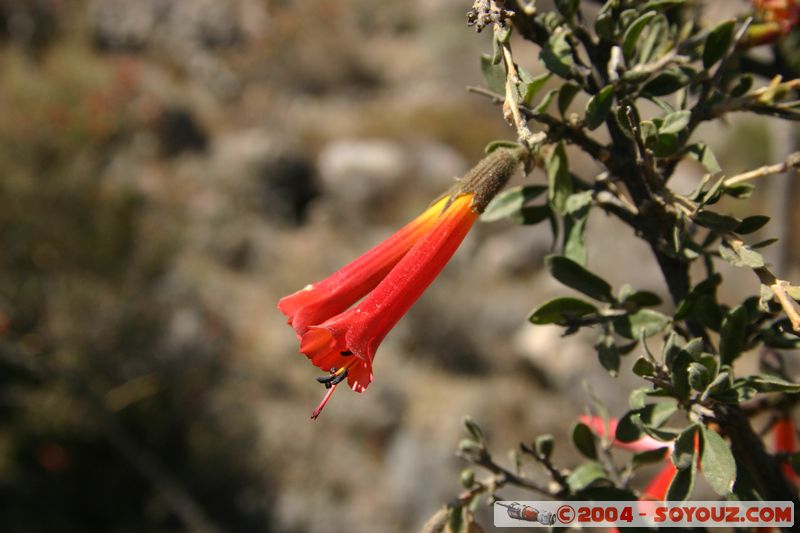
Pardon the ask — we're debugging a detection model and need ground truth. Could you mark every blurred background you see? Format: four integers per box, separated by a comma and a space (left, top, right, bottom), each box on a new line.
0, 1, 796, 532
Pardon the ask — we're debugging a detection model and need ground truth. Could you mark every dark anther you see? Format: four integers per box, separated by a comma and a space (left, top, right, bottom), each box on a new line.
317, 374, 335, 387
340, 350, 353, 356
316, 369, 349, 389
330, 369, 349, 386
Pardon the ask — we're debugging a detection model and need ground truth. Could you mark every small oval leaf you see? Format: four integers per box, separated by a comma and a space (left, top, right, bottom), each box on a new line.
659, 110, 691, 135
623, 11, 657, 60
703, 19, 736, 69
529, 297, 598, 325
700, 425, 736, 495
572, 422, 598, 459
585, 85, 615, 130
545, 255, 615, 302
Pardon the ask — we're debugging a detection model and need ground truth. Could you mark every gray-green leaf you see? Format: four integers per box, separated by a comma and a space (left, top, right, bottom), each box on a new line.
585, 85, 615, 130
613, 309, 671, 339
719, 305, 748, 365
481, 185, 547, 222
480, 54, 506, 94
666, 465, 696, 502
736, 215, 770, 235
700, 425, 736, 495
694, 210, 741, 232
686, 143, 722, 176
545, 255, 615, 302
659, 110, 691, 135
672, 425, 698, 470
567, 461, 609, 492
535, 434, 555, 459
596, 335, 620, 376
703, 19, 735, 69
529, 297, 598, 325
572, 422, 598, 459
546, 141, 573, 214
558, 83, 581, 117
520, 71, 551, 106
632, 357, 656, 377
540, 30, 574, 79
719, 239, 765, 268
623, 11, 657, 61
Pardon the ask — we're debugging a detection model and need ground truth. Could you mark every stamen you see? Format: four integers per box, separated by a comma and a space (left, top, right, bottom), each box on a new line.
316, 374, 336, 388
311, 384, 338, 419
310, 358, 356, 417
315, 363, 352, 388
315, 369, 350, 388
329, 369, 349, 385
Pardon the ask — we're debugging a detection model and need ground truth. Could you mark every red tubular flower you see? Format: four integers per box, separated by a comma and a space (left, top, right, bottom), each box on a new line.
301, 194, 478, 416
772, 415, 799, 484
278, 195, 450, 338
279, 148, 526, 418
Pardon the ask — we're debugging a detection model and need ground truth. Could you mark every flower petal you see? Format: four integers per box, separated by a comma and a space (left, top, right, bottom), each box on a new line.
347, 361, 373, 393
344, 194, 478, 362
772, 416, 799, 484
579, 415, 673, 453
642, 461, 677, 500
278, 196, 450, 336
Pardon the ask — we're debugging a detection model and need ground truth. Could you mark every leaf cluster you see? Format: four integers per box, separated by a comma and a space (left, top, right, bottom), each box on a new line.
444, 1, 800, 523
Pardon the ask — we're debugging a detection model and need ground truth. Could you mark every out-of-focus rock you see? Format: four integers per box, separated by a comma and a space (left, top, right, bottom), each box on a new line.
211, 129, 317, 225
513, 324, 594, 384
473, 225, 550, 278
412, 140, 468, 189
87, 0, 156, 50
0, 0, 61, 53
317, 138, 409, 206
256, 154, 316, 225
88, 0, 242, 50
382, 432, 457, 530
156, 106, 208, 157
585, 212, 665, 294
414, 0, 473, 16
316, 138, 467, 219
87, 0, 264, 97
403, 299, 488, 375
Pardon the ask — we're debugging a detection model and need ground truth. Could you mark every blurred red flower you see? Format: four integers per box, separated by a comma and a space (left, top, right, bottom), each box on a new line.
772, 415, 799, 484
749, 0, 800, 44
580, 415, 703, 533
579, 415, 675, 500
580, 415, 677, 501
